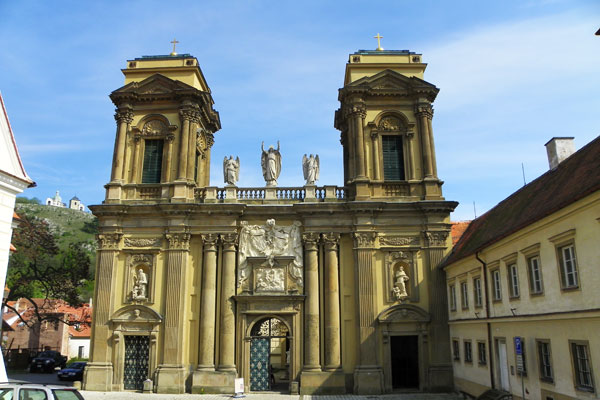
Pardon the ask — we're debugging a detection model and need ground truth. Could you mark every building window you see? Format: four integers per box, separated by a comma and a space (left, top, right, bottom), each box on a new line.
514, 337, 527, 376
461, 282, 469, 309
537, 340, 553, 383
570, 341, 594, 392
464, 340, 473, 363
452, 339, 460, 361
478, 341, 487, 365
142, 139, 164, 184
508, 263, 520, 298
492, 269, 502, 301
473, 277, 482, 308
449, 285, 457, 311
382, 136, 405, 180
527, 255, 544, 295
558, 244, 578, 289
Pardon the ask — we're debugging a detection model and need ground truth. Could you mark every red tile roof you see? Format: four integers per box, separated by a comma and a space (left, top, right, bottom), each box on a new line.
450, 221, 471, 245
443, 135, 600, 267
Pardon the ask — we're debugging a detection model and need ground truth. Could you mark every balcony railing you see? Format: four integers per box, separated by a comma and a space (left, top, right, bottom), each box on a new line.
195, 185, 346, 204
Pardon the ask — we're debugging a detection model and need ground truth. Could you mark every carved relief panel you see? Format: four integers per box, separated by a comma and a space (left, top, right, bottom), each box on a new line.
124, 252, 157, 304
384, 250, 419, 303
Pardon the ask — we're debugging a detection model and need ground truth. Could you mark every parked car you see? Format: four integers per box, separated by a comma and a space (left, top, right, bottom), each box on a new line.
29, 351, 67, 373
57, 362, 87, 381
0, 383, 84, 400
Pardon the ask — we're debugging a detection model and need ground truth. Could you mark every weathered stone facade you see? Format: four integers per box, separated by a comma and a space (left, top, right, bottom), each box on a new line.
83, 49, 457, 395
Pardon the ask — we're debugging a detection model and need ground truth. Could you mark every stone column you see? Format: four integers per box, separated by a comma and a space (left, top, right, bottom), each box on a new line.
371, 132, 380, 181
203, 133, 214, 186
322, 233, 341, 370
424, 230, 453, 390
406, 131, 416, 180
352, 103, 367, 179
187, 111, 200, 181
155, 232, 190, 394
83, 233, 121, 391
111, 106, 133, 182
416, 104, 434, 179
353, 232, 383, 394
218, 233, 237, 372
130, 136, 141, 183
427, 116, 438, 178
164, 134, 175, 182
177, 108, 191, 180
302, 232, 321, 371
197, 233, 219, 370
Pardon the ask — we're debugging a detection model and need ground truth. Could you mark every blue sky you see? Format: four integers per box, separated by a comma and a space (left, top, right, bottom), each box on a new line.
1, 0, 599, 220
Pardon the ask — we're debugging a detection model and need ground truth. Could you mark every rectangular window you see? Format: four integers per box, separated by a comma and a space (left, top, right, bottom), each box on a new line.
478, 341, 487, 365
558, 244, 578, 289
382, 136, 405, 180
527, 256, 544, 294
452, 339, 460, 361
537, 340, 553, 382
508, 264, 520, 298
464, 340, 473, 363
492, 269, 502, 301
571, 342, 594, 392
473, 277, 482, 307
449, 285, 457, 311
461, 282, 469, 309
514, 337, 527, 376
142, 139, 164, 184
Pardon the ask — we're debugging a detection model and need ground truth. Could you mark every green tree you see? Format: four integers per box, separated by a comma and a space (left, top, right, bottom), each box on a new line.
6, 214, 91, 327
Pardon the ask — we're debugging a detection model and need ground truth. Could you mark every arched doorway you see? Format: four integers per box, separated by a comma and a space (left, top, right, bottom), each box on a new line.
249, 316, 290, 392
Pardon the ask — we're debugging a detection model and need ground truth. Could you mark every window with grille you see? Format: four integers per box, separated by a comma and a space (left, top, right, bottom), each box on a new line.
142, 139, 163, 184
558, 244, 578, 289
478, 341, 487, 365
527, 256, 544, 294
382, 136, 405, 180
537, 340, 553, 382
571, 342, 594, 391
508, 264, 520, 298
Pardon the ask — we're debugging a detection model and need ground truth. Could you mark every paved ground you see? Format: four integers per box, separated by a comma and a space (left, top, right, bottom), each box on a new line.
8, 370, 462, 400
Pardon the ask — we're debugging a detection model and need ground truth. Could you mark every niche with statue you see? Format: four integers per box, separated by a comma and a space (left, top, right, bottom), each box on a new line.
385, 251, 419, 303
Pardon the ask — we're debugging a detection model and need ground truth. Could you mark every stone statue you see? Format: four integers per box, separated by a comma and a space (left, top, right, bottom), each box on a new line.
238, 219, 303, 288
132, 268, 148, 300
302, 154, 320, 185
223, 155, 240, 185
261, 141, 282, 186
393, 266, 409, 300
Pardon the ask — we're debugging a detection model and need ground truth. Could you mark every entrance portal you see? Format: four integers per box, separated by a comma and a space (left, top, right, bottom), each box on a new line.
249, 317, 290, 392
123, 335, 149, 390
391, 335, 419, 389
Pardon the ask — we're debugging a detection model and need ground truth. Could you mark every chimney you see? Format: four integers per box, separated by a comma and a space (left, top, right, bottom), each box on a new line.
545, 137, 575, 169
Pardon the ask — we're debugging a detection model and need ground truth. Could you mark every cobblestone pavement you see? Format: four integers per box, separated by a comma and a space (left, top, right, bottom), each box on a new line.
81, 391, 462, 400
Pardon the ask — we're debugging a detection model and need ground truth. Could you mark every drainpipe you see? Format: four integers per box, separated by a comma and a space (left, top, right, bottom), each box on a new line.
476, 251, 494, 389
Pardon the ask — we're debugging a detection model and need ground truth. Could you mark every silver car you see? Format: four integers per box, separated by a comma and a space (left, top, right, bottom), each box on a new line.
0, 383, 84, 400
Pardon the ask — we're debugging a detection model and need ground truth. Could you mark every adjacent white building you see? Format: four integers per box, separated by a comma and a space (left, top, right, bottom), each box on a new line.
0, 92, 34, 381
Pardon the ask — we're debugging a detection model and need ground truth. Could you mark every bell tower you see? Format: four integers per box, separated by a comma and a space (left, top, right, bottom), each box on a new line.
334, 49, 443, 201
105, 54, 221, 204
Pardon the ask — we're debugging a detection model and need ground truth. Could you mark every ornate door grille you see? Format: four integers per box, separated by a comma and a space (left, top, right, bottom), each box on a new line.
250, 338, 270, 391
123, 335, 149, 390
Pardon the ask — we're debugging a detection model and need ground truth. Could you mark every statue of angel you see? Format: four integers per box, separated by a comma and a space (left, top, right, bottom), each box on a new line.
261, 141, 281, 186
302, 154, 319, 185
223, 156, 240, 185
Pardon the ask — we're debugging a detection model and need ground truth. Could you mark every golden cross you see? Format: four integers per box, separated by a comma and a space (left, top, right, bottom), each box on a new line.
170, 38, 179, 55
374, 33, 384, 51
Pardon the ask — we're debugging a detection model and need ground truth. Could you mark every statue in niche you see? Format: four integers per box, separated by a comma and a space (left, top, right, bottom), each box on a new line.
302, 154, 320, 185
261, 141, 282, 186
393, 265, 409, 300
223, 155, 240, 185
132, 268, 149, 300
238, 219, 303, 288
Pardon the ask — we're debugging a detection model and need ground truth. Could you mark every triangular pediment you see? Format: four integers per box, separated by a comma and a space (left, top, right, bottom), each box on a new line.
111, 74, 195, 96
345, 69, 438, 99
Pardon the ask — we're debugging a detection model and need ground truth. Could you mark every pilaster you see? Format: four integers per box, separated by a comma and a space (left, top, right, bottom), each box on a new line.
322, 233, 341, 371
111, 106, 133, 183
352, 232, 384, 395
416, 103, 434, 179
302, 232, 321, 371
218, 233, 238, 372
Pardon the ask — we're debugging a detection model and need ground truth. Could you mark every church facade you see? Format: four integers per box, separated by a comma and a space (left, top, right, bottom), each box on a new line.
83, 48, 457, 395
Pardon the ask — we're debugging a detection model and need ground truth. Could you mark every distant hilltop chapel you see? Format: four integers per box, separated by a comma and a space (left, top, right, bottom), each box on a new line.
84, 38, 457, 396
45, 190, 86, 211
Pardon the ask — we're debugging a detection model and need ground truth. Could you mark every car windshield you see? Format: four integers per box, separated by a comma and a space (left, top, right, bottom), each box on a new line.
51, 390, 83, 400
69, 363, 85, 369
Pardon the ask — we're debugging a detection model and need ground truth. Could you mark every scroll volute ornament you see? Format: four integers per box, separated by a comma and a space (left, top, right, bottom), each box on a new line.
165, 232, 191, 250
114, 106, 134, 124
322, 232, 341, 250
221, 233, 238, 250
415, 104, 434, 119
353, 232, 377, 248
424, 231, 449, 247
97, 233, 122, 250
302, 232, 320, 250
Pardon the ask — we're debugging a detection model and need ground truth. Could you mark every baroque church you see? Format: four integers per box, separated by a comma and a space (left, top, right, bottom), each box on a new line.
83, 45, 457, 395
